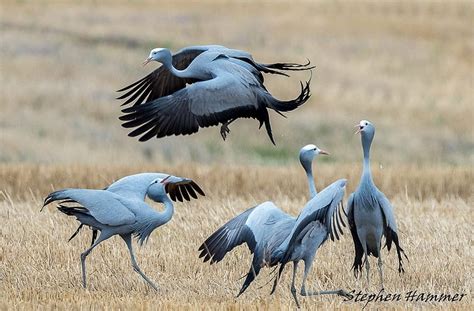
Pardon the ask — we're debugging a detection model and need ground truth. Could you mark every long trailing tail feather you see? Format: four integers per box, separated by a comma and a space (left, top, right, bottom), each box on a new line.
236, 263, 261, 298
263, 59, 315, 72
235, 58, 313, 77
388, 229, 409, 273
270, 263, 286, 295
267, 72, 312, 113
67, 224, 84, 242
256, 266, 279, 290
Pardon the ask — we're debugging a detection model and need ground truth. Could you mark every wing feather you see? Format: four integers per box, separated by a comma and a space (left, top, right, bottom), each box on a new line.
198, 207, 257, 264
120, 70, 261, 141
280, 179, 347, 263
43, 189, 136, 226
117, 48, 207, 106
346, 193, 364, 278
376, 190, 408, 273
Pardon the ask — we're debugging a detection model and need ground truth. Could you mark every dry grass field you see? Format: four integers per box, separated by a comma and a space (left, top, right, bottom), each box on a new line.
1, 0, 473, 310
0, 164, 473, 310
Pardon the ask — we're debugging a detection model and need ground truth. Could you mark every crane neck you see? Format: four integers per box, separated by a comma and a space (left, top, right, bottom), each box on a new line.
361, 134, 373, 183
157, 195, 174, 224
160, 51, 194, 79
306, 170, 317, 198
301, 157, 317, 198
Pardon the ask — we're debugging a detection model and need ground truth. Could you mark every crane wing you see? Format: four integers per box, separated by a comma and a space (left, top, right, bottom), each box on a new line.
119, 66, 263, 141
376, 190, 408, 273
117, 47, 208, 107
106, 173, 168, 200
105, 173, 204, 203
43, 189, 136, 226
346, 192, 364, 277
116, 44, 312, 107
376, 190, 398, 232
198, 202, 291, 264
164, 176, 205, 202
198, 206, 257, 264
280, 179, 347, 263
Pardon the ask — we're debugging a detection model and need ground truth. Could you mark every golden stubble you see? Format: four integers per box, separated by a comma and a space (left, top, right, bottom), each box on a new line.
0, 163, 472, 310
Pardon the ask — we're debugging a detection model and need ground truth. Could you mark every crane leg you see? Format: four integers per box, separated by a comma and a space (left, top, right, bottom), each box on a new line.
290, 262, 300, 308
300, 260, 350, 299
122, 234, 158, 291
365, 255, 370, 289
220, 118, 236, 140
300, 259, 313, 296
377, 254, 384, 291
80, 232, 110, 289
302, 288, 352, 298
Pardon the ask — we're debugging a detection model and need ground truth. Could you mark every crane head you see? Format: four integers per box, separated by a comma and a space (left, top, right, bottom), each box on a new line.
354, 120, 375, 141
143, 48, 167, 66
299, 144, 329, 177
299, 144, 329, 164
355, 119, 373, 135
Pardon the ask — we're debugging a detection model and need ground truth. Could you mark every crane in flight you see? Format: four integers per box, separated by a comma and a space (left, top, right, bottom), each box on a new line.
118, 46, 312, 144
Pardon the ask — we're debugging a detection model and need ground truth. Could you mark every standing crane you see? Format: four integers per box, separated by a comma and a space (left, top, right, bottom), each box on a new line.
41, 173, 205, 290
347, 120, 408, 289
118, 47, 312, 144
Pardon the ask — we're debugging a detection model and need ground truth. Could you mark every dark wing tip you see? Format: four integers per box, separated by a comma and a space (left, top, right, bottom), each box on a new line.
190, 181, 205, 196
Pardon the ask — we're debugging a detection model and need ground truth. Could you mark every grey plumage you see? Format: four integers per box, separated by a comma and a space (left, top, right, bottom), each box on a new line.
198, 144, 340, 303
117, 45, 313, 107
42, 173, 204, 290
270, 178, 349, 307
118, 47, 312, 144
347, 120, 408, 289
199, 201, 295, 297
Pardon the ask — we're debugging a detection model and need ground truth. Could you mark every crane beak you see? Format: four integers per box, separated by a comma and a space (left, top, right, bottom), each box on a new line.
319, 149, 329, 155
142, 57, 152, 66
354, 125, 363, 135
160, 175, 171, 184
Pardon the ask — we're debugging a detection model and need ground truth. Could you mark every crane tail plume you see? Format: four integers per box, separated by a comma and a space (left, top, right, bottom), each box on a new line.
270, 263, 285, 295
236, 263, 261, 298
386, 228, 409, 273
266, 73, 311, 113
68, 224, 84, 242
262, 59, 315, 72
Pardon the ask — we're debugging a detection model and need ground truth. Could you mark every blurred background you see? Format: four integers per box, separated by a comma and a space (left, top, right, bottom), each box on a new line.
1, 0, 472, 167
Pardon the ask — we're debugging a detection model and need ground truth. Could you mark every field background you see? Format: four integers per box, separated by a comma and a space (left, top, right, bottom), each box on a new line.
0, 0, 473, 310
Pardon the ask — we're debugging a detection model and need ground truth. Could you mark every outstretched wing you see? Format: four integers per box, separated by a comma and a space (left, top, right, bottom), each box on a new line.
198, 206, 257, 264
164, 175, 205, 202
198, 201, 290, 264
106, 173, 204, 203
42, 189, 135, 226
120, 63, 264, 141
117, 47, 208, 107
281, 179, 347, 263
